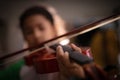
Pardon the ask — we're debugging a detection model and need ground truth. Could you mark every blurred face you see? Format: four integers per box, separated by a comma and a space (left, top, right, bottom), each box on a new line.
22, 14, 57, 47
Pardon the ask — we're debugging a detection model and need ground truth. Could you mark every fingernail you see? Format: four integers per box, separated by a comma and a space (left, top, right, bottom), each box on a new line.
65, 51, 68, 54
57, 45, 62, 50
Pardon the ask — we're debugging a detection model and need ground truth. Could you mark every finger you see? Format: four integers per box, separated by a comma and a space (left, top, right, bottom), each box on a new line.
56, 46, 64, 64
58, 62, 70, 77
64, 51, 71, 66
57, 46, 64, 57
70, 43, 82, 53
70, 62, 85, 78
56, 49, 70, 77
56, 46, 70, 66
56, 46, 67, 72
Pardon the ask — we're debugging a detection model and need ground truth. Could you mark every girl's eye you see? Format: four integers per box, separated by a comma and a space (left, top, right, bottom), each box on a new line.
24, 28, 33, 35
38, 25, 44, 31
25, 30, 33, 35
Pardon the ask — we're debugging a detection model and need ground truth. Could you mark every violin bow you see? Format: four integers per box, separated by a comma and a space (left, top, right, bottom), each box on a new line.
0, 13, 120, 62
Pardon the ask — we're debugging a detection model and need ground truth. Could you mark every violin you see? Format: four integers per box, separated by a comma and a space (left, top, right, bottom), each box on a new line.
0, 14, 120, 79
24, 44, 93, 74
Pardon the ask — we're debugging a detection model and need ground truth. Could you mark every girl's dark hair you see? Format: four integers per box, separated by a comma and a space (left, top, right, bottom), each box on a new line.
19, 6, 54, 30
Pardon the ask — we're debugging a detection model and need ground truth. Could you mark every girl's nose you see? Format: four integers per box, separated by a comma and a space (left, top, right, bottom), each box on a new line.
33, 29, 42, 41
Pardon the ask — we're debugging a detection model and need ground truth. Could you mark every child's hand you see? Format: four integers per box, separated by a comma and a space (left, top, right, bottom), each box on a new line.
56, 43, 108, 80
56, 44, 85, 79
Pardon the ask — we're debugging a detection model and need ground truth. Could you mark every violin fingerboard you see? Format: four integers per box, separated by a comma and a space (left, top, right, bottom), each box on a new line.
50, 44, 93, 65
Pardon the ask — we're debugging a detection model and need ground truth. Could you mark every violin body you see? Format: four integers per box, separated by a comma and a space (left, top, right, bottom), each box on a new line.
24, 45, 92, 74
24, 48, 59, 74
